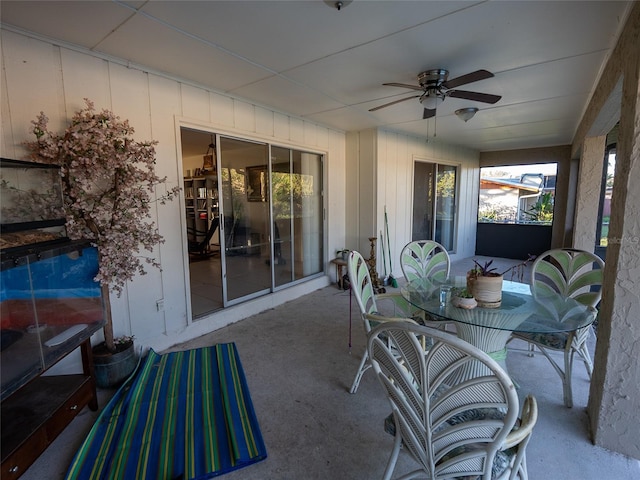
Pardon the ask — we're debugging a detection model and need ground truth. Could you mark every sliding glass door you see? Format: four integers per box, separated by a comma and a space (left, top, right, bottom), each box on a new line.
412, 161, 457, 250
181, 127, 324, 316
220, 137, 271, 303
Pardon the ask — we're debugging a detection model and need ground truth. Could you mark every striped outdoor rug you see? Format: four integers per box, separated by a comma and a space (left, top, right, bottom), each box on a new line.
66, 343, 267, 480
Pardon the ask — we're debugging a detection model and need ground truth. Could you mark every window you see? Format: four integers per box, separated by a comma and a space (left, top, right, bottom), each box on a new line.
596, 142, 616, 255
478, 163, 557, 225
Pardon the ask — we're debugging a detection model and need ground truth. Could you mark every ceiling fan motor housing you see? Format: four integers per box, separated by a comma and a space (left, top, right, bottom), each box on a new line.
418, 69, 449, 89
418, 69, 449, 105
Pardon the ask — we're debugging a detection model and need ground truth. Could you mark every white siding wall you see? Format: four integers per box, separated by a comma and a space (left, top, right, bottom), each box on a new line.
0, 29, 345, 355
378, 131, 480, 266
346, 129, 479, 275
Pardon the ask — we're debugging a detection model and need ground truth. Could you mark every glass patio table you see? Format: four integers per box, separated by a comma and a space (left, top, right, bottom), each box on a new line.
401, 277, 597, 374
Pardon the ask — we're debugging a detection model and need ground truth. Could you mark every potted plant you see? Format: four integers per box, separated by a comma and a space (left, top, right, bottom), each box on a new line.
466, 256, 535, 308
451, 288, 477, 309
91, 335, 137, 387
25, 99, 180, 386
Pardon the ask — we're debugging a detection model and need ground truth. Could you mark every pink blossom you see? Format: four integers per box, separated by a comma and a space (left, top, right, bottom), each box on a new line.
24, 98, 181, 297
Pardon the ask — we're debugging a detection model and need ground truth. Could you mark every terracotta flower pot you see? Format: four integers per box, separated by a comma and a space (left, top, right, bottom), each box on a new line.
468, 273, 503, 308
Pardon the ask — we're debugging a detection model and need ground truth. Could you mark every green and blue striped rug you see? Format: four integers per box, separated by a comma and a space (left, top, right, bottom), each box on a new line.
66, 343, 267, 479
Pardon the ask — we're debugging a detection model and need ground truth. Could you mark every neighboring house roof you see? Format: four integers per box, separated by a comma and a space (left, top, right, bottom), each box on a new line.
480, 174, 556, 194
480, 177, 542, 193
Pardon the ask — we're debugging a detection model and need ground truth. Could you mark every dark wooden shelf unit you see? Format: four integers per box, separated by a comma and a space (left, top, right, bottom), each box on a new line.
1, 339, 98, 480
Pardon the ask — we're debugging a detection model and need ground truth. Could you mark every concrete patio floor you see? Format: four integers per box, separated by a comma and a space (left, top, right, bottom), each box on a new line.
18, 257, 640, 479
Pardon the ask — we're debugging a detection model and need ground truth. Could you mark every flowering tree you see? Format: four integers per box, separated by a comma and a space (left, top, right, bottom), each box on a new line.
25, 99, 180, 352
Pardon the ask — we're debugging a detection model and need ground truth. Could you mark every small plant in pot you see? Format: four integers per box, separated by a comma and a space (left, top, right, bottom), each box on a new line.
467, 256, 535, 308
451, 288, 477, 309
25, 99, 180, 387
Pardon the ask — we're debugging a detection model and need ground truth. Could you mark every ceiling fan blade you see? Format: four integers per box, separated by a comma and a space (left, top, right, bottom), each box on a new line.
447, 90, 502, 104
383, 82, 423, 91
369, 95, 421, 112
423, 108, 436, 119
443, 69, 494, 89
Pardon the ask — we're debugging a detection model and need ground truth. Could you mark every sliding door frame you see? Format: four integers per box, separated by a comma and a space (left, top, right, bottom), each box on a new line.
177, 119, 326, 319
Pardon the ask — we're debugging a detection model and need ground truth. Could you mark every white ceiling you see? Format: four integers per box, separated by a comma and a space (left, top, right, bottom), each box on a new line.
0, 1, 632, 152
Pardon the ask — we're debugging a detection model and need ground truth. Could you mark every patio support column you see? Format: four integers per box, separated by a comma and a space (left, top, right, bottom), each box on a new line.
586, 3, 640, 459
572, 135, 606, 251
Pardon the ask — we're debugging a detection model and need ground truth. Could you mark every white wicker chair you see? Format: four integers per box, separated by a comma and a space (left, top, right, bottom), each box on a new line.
511, 248, 604, 408
368, 321, 538, 480
347, 250, 420, 394
400, 239, 451, 283
400, 239, 454, 328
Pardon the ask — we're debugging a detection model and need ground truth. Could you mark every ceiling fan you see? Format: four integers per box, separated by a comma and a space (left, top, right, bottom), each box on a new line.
370, 69, 501, 119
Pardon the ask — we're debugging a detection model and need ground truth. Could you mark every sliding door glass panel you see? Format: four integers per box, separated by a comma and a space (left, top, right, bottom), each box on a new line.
412, 162, 435, 241
293, 151, 323, 279
180, 128, 223, 318
220, 137, 271, 303
272, 148, 323, 286
435, 164, 457, 250
272, 147, 294, 287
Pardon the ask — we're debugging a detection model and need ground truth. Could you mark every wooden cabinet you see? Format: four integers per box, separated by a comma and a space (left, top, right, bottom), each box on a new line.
1, 339, 99, 479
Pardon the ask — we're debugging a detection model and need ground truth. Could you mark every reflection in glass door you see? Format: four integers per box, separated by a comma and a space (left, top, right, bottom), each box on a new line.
271, 148, 323, 287
436, 165, 457, 249
220, 137, 271, 303
293, 151, 323, 279
271, 147, 294, 287
412, 161, 457, 250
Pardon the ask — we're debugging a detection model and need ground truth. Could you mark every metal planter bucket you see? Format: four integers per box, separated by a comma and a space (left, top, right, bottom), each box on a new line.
93, 342, 137, 388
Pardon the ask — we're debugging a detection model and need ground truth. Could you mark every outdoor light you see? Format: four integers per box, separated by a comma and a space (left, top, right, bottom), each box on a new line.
455, 107, 479, 122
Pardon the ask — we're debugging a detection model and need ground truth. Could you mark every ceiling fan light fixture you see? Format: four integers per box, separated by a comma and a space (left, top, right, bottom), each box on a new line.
421, 90, 443, 110
455, 107, 479, 122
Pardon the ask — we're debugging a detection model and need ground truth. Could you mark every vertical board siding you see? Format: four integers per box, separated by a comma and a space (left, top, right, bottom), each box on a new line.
181, 84, 211, 122
1, 28, 342, 350
327, 129, 347, 255
375, 131, 479, 267
397, 135, 411, 250
317, 126, 330, 150
290, 117, 305, 144
149, 75, 188, 335
110, 64, 153, 139
3, 31, 63, 148
303, 121, 318, 146
234, 100, 256, 133
255, 106, 274, 137
60, 49, 111, 115
210, 92, 234, 127
273, 112, 290, 140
